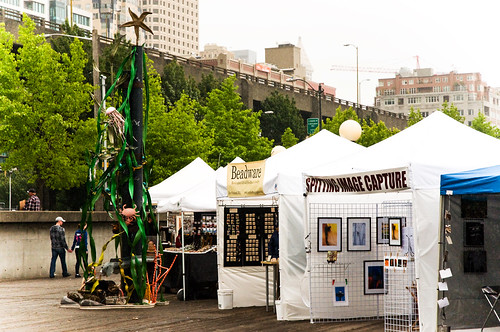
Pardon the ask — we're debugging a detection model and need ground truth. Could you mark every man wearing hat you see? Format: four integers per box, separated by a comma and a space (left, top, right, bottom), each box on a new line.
49, 216, 73, 278
23, 188, 41, 211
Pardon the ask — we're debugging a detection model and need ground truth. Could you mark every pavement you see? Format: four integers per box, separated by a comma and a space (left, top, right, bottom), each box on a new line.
0, 276, 384, 332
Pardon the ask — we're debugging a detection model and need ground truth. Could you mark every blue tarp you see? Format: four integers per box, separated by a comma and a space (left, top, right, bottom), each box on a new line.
440, 165, 500, 195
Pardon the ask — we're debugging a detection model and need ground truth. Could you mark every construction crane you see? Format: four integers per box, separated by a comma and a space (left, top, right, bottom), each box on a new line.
330, 65, 399, 74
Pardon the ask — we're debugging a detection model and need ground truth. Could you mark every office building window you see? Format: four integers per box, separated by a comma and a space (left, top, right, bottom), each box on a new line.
468, 109, 474, 116
384, 99, 395, 105
425, 96, 439, 103
433, 86, 441, 92
408, 97, 421, 104
454, 95, 464, 101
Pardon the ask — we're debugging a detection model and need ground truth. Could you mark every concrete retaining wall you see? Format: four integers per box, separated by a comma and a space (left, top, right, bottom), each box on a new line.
0, 211, 118, 280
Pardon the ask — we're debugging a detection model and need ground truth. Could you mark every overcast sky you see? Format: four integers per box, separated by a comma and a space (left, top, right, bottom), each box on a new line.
199, 0, 500, 106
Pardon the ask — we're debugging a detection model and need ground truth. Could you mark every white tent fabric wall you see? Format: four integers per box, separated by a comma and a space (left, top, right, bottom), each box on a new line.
304, 112, 500, 331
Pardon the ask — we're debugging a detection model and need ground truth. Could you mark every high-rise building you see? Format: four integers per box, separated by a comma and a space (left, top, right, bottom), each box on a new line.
141, 0, 199, 56
1, 0, 92, 32
375, 68, 500, 127
265, 43, 313, 80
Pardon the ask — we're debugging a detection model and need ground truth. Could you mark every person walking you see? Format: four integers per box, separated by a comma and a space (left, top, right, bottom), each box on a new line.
71, 224, 88, 278
23, 188, 41, 211
49, 216, 72, 278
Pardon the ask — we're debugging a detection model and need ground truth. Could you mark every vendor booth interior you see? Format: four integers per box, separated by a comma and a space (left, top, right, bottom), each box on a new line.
439, 165, 500, 330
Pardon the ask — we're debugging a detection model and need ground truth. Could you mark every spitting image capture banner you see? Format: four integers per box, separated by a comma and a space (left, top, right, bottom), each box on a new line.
227, 160, 266, 197
305, 167, 411, 194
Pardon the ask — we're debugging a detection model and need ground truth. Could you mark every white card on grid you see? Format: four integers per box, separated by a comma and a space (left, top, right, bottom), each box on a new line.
438, 282, 448, 291
439, 268, 452, 279
437, 297, 450, 308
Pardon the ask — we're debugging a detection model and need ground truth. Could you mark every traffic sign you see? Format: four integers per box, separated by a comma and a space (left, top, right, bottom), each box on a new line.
307, 118, 319, 134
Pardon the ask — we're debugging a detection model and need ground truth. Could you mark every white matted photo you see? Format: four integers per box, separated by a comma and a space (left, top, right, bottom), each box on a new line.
347, 217, 371, 251
333, 281, 349, 306
318, 217, 342, 252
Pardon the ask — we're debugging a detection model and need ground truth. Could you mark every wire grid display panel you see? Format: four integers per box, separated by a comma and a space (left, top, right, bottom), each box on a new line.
308, 200, 415, 324
384, 260, 418, 331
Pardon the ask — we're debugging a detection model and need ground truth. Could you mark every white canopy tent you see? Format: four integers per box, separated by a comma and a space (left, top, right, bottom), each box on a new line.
216, 130, 366, 317
149, 157, 215, 208
303, 112, 500, 331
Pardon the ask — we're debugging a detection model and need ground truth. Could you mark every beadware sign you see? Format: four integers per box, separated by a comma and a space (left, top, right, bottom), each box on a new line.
227, 160, 266, 197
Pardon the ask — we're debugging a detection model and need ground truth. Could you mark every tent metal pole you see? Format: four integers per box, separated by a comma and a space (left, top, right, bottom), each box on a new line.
182, 212, 186, 301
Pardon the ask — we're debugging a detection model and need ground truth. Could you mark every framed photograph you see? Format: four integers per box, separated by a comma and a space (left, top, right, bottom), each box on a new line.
364, 260, 385, 295
333, 281, 349, 306
464, 250, 487, 273
377, 217, 389, 244
389, 218, 402, 246
464, 221, 484, 246
347, 217, 371, 251
461, 195, 487, 218
318, 217, 342, 252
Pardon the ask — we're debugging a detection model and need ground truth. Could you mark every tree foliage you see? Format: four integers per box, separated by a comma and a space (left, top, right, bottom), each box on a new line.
203, 76, 273, 167
281, 127, 299, 148
407, 106, 423, 127
161, 60, 200, 106
322, 106, 360, 135
99, 32, 133, 88
357, 119, 399, 147
0, 17, 95, 208
439, 102, 465, 123
471, 112, 500, 138
260, 91, 306, 145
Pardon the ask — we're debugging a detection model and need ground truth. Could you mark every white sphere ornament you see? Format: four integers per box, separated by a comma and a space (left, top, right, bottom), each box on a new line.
271, 145, 286, 156
339, 120, 362, 141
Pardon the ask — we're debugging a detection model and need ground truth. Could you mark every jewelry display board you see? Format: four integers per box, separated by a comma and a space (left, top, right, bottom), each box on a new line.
224, 207, 278, 267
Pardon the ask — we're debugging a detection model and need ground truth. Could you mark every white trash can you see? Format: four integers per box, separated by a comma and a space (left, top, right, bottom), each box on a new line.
217, 289, 233, 309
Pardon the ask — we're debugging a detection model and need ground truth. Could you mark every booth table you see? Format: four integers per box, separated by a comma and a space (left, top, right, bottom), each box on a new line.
261, 260, 280, 312
163, 248, 217, 300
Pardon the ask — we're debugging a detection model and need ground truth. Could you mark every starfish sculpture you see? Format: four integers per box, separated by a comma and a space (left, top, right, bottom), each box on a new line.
119, 8, 153, 45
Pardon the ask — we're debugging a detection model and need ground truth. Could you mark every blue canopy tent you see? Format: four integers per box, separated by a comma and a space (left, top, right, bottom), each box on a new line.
439, 165, 500, 330
441, 165, 500, 195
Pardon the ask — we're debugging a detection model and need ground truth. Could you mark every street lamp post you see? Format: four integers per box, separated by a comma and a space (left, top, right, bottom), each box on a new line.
344, 43, 359, 106
287, 77, 323, 130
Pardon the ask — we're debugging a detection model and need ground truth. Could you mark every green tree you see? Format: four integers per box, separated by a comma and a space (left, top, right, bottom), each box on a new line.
0, 16, 95, 209
322, 106, 360, 135
48, 20, 94, 85
281, 127, 299, 148
357, 119, 399, 147
439, 101, 465, 123
147, 92, 212, 184
198, 72, 221, 105
99, 32, 132, 89
471, 112, 500, 138
203, 76, 273, 167
407, 106, 423, 127
260, 91, 306, 144
161, 61, 200, 106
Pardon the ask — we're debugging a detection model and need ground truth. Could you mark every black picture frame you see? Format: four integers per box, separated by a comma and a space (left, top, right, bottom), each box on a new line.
464, 221, 484, 246
464, 250, 487, 273
364, 260, 385, 295
318, 217, 342, 252
461, 195, 487, 218
389, 218, 402, 246
376, 217, 389, 244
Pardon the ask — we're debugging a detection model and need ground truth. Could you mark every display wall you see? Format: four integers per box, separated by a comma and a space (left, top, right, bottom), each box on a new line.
439, 194, 500, 329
